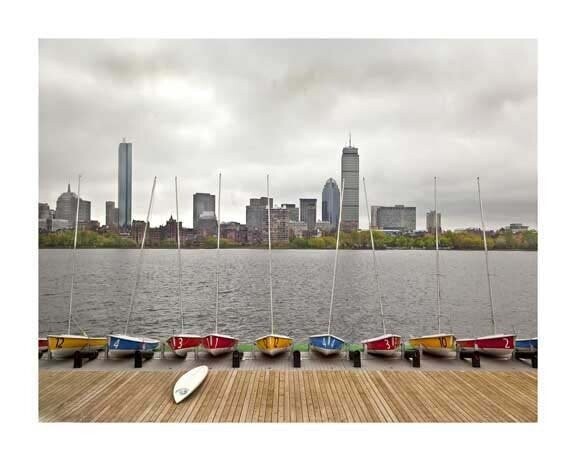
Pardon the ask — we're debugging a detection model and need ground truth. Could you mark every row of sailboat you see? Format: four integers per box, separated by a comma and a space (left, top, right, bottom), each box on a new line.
40, 174, 535, 360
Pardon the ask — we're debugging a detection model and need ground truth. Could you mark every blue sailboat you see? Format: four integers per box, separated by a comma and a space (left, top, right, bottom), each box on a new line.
108, 177, 160, 357
516, 338, 538, 352
309, 177, 347, 356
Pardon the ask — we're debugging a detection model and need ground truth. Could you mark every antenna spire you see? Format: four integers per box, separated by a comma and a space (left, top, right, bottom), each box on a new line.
348, 132, 352, 147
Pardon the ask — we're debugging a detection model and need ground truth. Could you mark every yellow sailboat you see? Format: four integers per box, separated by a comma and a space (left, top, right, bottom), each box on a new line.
254, 175, 293, 356
406, 177, 455, 357
48, 176, 106, 359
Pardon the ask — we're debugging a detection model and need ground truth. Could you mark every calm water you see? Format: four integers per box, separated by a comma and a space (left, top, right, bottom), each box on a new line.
39, 249, 537, 342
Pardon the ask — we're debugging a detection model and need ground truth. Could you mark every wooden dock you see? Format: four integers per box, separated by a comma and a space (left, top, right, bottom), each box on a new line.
39, 369, 537, 422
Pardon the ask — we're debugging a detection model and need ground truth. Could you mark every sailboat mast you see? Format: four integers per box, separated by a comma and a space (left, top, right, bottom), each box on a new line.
267, 175, 274, 335
175, 176, 184, 334
124, 176, 157, 335
435, 177, 441, 333
362, 177, 386, 335
67, 175, 82, 336
214, 173, 221, 334
328, 178, 345, 335
477, 177, 496, 335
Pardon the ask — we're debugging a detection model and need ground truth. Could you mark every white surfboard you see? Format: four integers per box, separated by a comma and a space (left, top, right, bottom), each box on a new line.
173, 365, 209, 404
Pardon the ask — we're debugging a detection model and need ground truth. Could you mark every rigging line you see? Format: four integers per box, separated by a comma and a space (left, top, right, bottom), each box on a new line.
175, 176, 184, 333
67, 175, 82, 336
215, 173, 221, 334
362, 177, 386, 335
267, 174, 274, 335
328, 178, 345, 335
477, 177, 496, 335
124, 176, 157, 336
435, 176, 441, 333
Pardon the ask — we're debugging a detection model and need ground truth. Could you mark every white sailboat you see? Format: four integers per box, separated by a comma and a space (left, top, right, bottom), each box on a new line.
166, 177, 202, 357
201, 173, 239, 356
456, 177, 516, 357
254, 175, 293, 356
107, 177, 160, 357
48, 175, 107, 358
360, 177, 401, 356
406, 177, 456, 356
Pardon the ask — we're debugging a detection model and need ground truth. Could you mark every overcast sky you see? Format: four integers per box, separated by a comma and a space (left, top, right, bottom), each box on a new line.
39, 39, 536, 230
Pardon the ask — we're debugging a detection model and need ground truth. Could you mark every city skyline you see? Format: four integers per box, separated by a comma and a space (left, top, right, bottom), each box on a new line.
39, 40, 537, 229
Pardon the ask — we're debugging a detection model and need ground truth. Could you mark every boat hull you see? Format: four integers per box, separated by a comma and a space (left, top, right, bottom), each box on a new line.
309, 334, 346, 356
39, 338, 48, 353
456, 334, 516, 358
362, 334, 402, 356
255, 334, 293, 356
202, 334, 238, 356
107, 334, 159, 357
166, 334, 203, 357
516, 337, 537, 352
406, 334, 456, 357
48, 335, 107, 359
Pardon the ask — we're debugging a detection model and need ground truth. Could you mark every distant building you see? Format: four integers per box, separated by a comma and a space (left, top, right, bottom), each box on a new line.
39, 218, 70, 232
263, 208, 289, 243
161, 215, 182, 241
341, 137, 359, 231
299, 198, 317, 235
118, 138, 132, 229
505, 223, 529, 233
221, 221, 246, 243
426, 210, 442, 234
39, 203, 50, 219
289, 221, 308, 239
246, 197, 270, 232
372, 205, 416, 232
316, 221, 332, 235
197, 211, 218, 237
55, 184, 90, 228
322, 178, 340, 231
105, 201, 119, 230
193, 193, 215, 229
281, 203, 300, 222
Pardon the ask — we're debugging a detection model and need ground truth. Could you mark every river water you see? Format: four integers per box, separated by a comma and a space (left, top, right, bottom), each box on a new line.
39, 249, 537, 342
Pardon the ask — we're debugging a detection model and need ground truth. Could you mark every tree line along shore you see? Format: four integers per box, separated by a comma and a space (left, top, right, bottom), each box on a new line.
39, 229, 537, 250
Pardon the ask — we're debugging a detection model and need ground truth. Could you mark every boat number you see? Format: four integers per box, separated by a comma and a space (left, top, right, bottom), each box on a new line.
176, 337, 183, 349
55, 338, 64, 349
383, 339, 390, 350
503, 338, 509, 348
274, 337, 279, 348
439, 337, 448, 348
113, 339, 120, 349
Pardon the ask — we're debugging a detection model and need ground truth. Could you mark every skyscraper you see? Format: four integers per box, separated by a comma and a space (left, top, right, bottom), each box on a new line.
55, 184, 90, 228
341, 136, 359, 231
118, 138, 132, 229
106, 201, 118, 229
322, 178, 340, 230
193, 193, 216, 229
373, 205, 416, 232
426, 211, 442, 234
299, 198, 317, 234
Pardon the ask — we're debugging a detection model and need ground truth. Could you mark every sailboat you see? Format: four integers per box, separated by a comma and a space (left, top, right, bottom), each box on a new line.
107, 177, 160, 357
201, 173, 239, 356
456, 177, 515, 358
515, 338, 537, 352
406, 177, 456, 357
166, 177, 202, 357
360, 177, 401, 356
309, 178, 347, 356
47, 176, 107, 359
254, 175, 293, 356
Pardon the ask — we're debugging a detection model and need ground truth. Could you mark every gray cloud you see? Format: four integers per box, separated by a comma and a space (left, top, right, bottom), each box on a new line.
39, 39, 537, 229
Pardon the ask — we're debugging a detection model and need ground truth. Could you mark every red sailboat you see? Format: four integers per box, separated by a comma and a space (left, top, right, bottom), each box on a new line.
456, 178, 515, 358
360, 177, 402, 356
202, 173, 238, 356
166, 177, 202, 357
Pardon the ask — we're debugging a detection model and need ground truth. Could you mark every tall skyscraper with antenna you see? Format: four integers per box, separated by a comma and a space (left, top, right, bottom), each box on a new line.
118, 138, 132, 229
340, 134, 359, 231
